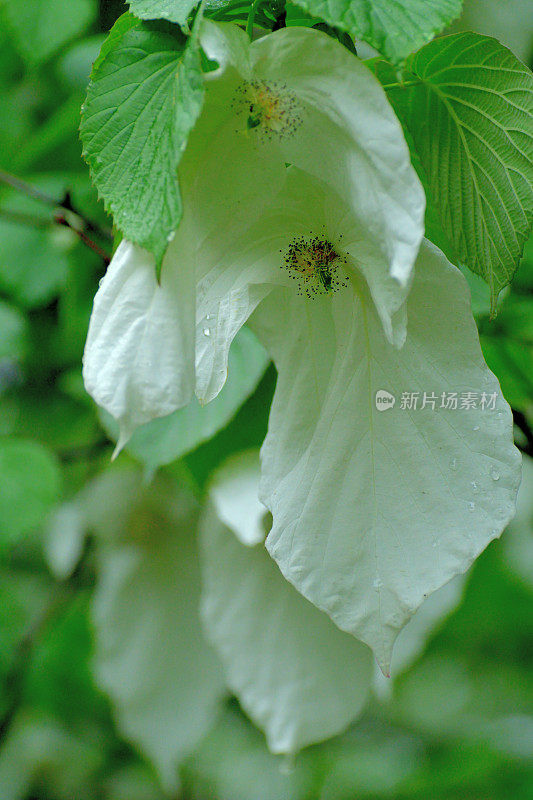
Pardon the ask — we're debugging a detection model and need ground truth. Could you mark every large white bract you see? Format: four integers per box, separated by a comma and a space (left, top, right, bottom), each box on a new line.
83, 22, 521, 673
200, 450, 373, 754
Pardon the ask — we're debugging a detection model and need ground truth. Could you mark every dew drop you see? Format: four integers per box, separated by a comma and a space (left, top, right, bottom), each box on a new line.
468, 501, 475, 512
166, 231, 175, 243
490, 467, 500, 481
203, 328, 211, 337
471, 481, 478, 493
373, 577, 383, 590
473, 425, 480, 431
449, 458, 457, 471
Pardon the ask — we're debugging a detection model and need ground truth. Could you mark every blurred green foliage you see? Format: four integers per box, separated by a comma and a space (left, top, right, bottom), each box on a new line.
0, 0, 531, 798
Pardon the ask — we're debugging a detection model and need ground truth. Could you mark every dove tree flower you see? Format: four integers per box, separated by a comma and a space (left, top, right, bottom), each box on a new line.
83, 20, 425, 445
84, 155, 521, 673
194, 20, 425, 284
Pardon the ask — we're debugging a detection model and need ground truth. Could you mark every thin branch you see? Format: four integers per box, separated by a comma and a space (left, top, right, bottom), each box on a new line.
54, 212, 111, 265
0, 209, 51, 228
0, 169, 59, 208
0, 169, 113, 242
60, 189, 113, 241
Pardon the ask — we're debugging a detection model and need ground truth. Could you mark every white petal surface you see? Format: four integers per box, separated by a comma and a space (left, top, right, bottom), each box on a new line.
200, 454, 372, 754
252, 241, 521, 673
83, 239, 195, 448
179, 52, 287, 403
194, 165, 411, 403
199, 22, 424, 303
374, 575, 466, 700
209, 450, 267, 546
251, 26, 425, 286
199, 18, 252, 86
92, 477, 225, 791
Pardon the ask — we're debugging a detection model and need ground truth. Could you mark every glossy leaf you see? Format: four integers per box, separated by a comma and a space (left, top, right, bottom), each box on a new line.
385, 33, 533, 308
81, 16, 204, 265
291, 0, 463, 62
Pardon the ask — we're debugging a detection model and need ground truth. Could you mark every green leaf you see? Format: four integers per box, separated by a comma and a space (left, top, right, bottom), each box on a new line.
0, 178, 72, 309
319, 728, 420, 799
0, 391, 102, 453
0, 570, 49, 706
0, 712, 103, 800
480, 334, 533, 414
384, 33, 533, 309
128, 0, 200, 27
23, 596, 107, 726
182, 705, 319, 800
103, 327, 269, 471
0, 438, 61, 547
291, 0, 463, 62
80, 15, 205, 266
1, 0, 95, 67
0, 301, 28, 361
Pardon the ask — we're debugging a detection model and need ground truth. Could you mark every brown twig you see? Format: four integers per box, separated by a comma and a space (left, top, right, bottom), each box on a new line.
0, 208, 51, 228
0, 169, 112, 263
0, 169, 60, 208
54, 211, 111, 265
0, 168, 113, 242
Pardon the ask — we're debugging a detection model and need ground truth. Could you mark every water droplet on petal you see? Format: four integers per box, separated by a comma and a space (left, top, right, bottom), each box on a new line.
203, 328, 211, 337
468, 501, 475, 512
490, 467, 500, 481
473, 425, 480, 431
449, 458, 457, 471
471, 481, 478, 493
